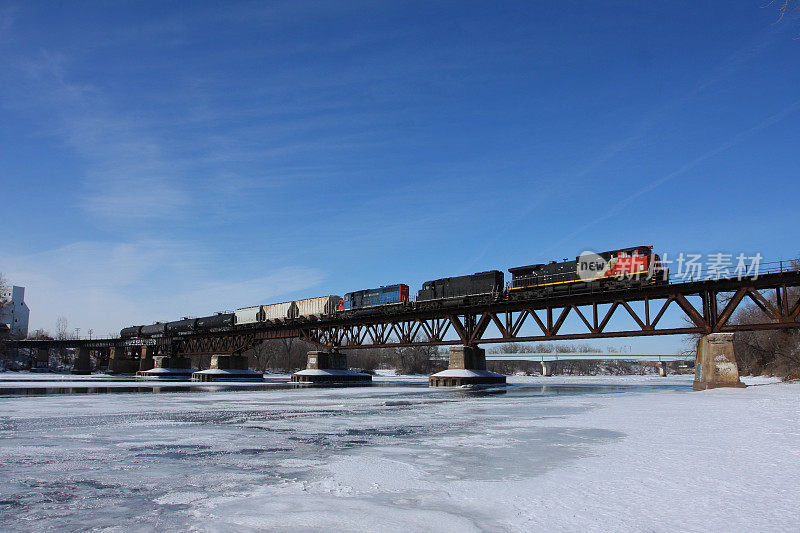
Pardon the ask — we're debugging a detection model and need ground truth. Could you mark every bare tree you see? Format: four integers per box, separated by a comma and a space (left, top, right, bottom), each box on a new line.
763, 0, 800, 36
54, 316, 72, 368
0, 274, 10, 368
0, 273, 8, 316
731, 284, 800, 380
243, 338, 320, 372
55, 316, 69, 340
392, 342, 440, 375
717, 258, 800, 379
248, 341, 281, 372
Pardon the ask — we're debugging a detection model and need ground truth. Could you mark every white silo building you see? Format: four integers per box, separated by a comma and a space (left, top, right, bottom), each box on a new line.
0, 285, 30, 338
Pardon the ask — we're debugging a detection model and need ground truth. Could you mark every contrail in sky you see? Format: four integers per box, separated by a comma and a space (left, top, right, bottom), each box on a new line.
545, 98, 800, 254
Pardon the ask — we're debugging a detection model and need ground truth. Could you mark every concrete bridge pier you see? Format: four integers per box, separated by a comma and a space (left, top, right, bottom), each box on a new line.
693, 333, 746, 390
137, 354, 195, 380
106, 346, 139, 374
291, 351, 372, 383
429, 346, 506, 387
72, 346, 91, 374
95, 348, 109, 371
657, 361, 668, 377
541, 361, 553, 377
34, 347, 49, 371
192, 354, 264, 382
139, 346, 155, 372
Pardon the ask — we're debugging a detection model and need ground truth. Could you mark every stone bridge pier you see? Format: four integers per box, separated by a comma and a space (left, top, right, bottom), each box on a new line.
139, 346, 156, 372
106, 346, 140, 374
429, 346, 506, 387
34, 347, 50, 371
72, 347, 91, 374
291, 351, 371, 383
137, 352, 194, 380
693, 333, 745, 390
192, 354, 263, 382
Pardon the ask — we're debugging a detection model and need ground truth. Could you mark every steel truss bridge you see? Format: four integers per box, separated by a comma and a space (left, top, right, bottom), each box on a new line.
10, 265, 800, 357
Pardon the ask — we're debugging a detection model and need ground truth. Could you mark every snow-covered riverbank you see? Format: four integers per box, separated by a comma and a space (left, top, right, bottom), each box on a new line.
0, 375, 796, 531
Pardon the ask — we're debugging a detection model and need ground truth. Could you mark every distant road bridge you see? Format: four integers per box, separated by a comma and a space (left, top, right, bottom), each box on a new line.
486, 352, 694, 376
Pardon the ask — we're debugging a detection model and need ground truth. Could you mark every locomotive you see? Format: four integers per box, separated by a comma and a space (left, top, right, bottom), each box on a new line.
339, 284, 409, 310
416, 271, 504, 302
120, 245, 667, 338
508, 245, 668, 293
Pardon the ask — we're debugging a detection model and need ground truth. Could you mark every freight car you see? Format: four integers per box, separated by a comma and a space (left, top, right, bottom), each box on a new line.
508, 245, 668, 293
165, 318, 197, 334
340, 284, 409, 310
120, 325, 142, 339
232, 297, 341, 327
417, 271, 504, 302
296, 296, 342, 318
235, 305, 262, 325
140, 322, 167, 336
195, 313, 235, 330
262, 301, 297, 322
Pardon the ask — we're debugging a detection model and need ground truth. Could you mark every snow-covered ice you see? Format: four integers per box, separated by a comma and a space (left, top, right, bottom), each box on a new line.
0, 373, 797, 532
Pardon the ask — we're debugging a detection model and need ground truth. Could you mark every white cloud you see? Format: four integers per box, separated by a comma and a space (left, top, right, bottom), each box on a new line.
3, 50, 193, 224
2, 240, 326, 337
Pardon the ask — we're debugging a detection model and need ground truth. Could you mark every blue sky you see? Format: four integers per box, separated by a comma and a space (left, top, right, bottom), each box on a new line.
1, 1, 799, 349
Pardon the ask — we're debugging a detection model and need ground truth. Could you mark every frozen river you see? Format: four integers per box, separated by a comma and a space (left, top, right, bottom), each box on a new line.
0, 374, 797, 531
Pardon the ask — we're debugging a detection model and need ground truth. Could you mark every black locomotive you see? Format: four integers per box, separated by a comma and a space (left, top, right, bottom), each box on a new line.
417, 270, 505, 301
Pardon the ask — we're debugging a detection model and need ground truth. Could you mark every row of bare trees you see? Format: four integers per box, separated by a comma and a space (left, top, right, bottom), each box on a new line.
243, 338, 444, 375
685, 258, 800, 381
730, 274, 800, 380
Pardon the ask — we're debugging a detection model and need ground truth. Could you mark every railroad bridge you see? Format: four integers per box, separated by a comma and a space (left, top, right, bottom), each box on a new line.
9, 265, 800, 389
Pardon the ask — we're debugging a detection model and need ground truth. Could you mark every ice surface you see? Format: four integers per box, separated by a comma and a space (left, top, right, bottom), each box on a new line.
0, 374, 797, 532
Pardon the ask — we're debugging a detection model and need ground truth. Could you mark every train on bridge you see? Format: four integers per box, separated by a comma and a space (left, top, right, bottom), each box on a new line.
120, 245, 668, 339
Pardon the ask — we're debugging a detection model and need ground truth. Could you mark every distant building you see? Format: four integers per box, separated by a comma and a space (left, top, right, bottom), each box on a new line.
0, 285, 30, 339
